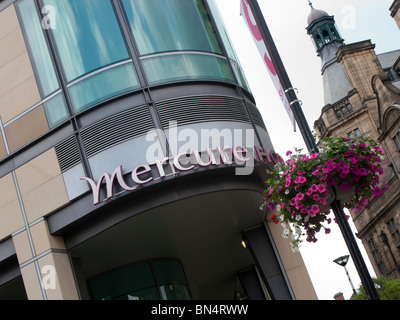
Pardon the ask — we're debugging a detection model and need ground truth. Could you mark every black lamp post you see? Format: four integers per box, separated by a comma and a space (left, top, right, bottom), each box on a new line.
334, 255, 357, 295
246, 0, 379, 300
380, 230, 400, 275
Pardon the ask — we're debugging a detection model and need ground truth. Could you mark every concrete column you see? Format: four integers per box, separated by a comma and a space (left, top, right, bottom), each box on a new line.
12, 219, 79, 300
266, 210, 318, 300
242, 224, 294, 300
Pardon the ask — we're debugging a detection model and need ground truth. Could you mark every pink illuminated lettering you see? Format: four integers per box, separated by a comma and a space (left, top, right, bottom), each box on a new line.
131, 164, 153, 185
173, 152, 196, 171
81, 166, 137, 205
193, 149, 217, 167
81, 146, 282, 206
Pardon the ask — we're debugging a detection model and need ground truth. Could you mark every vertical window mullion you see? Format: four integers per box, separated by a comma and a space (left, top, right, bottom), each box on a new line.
112, 0, 149, 88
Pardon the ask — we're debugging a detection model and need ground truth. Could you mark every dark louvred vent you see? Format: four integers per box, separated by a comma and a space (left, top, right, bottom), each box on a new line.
80, 105, 154, 157
54, 136, 81, 173
155, 95, 252, 128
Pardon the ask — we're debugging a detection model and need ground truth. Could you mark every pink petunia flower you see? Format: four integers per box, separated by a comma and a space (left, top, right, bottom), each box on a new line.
298, 176, 307, 183
339, 182, 353, 190
359, 168, 368, 175
312, 169, 319, 175
311, 205, 320, 213
372, 186, 383, 197
295, 202, 304, 210
341, 166, 350, 174
337, 161, 347, 170
373, 146, 384, 154
327, 163, 336, 171
295, 192, 305, 201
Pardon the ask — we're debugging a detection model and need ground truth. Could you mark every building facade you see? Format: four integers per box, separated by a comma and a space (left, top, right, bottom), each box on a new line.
0, 0, 317, 300
312, 1, 400, 279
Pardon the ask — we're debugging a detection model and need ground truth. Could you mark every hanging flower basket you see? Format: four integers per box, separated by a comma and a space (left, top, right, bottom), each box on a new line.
264, 135, 388, 252
320, 183, 356, 213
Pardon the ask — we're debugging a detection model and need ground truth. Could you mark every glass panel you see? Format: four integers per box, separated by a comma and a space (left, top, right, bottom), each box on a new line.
142, 54, 234, 85
43, 92, 69, 128
44, 0, 130, 82
153, 260, 191, 300
231, 63, 250, 91
394, 136, 400, 149
206, 0, 237, 61
207, 0, 250, 91
89, 262, 160, 300
16, 0, 59, 97
122, 0, 222, 55
68, 62, 139, 113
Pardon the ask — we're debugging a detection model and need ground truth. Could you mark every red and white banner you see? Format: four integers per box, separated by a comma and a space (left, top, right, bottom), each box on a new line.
240, 0, 296, 131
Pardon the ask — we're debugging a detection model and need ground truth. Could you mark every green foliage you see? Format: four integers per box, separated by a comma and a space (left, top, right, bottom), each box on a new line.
351, 276, 400, 300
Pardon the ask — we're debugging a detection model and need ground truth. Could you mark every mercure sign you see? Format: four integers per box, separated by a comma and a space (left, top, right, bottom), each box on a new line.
81, 145, 282, 205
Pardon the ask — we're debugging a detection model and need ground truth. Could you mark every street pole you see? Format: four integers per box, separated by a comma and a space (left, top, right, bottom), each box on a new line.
246, 0, 379, 300
344, 264, 357, 295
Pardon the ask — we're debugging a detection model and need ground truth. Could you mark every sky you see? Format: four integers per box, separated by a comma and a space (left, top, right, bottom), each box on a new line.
215, 0, 400, 300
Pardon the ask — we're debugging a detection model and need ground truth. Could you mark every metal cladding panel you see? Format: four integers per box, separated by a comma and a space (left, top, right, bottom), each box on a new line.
55, 136, 81, 173
322, 62, 352, 105
80, 105, 153, 158
155, 95, 252, 128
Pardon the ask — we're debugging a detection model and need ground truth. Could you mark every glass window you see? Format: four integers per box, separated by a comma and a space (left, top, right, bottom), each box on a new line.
44, 0, 130, 81
152, 260, 191, 300
43, 0, 140, 112
68, 61, 138, 113
394, 132, 400, 149
89, 260, 191, 300
122, 0, 222, 55
142, 53, 234, 85
15, 0, 69, 129
206, 0, 250, 91
368, 238, 388, 276
122, 0, 234, 86
43, 92, 69, 127
89, 262, 159, 300
348, 128, 361, 139
16, 0, 59, 97
388, 219, 400, 247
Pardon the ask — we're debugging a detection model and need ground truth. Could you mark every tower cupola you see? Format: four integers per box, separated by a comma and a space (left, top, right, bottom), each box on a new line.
305, 1, 352, 106
306, 1, 344, 60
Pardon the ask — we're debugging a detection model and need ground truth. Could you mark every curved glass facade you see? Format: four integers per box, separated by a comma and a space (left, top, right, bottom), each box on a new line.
89, 260, 191, 300
44, 0, 129, 82
122, 0, 236, 85
122, 0, 222, 55
206, 0, 250, 91
16, 0, 69, 128
43, 0, 140, 112
13, 0, 249, 131
142, 53, 234, 85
